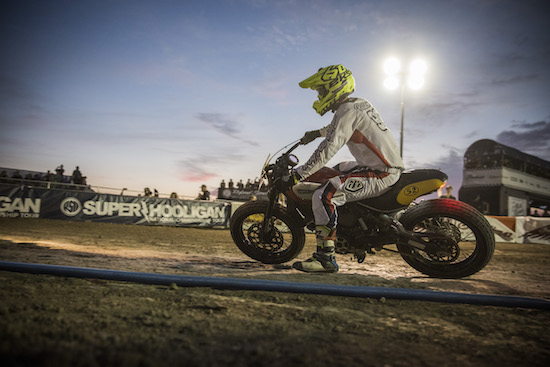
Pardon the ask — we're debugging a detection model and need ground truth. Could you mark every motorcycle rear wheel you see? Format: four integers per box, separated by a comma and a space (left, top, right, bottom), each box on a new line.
397, 199, 495, 278
230, 200, 305, 264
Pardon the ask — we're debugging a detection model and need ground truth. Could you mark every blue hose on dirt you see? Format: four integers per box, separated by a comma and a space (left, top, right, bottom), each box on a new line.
1, 260, 549, 310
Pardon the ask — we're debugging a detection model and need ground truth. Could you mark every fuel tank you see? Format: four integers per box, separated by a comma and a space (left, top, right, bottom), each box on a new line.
288, 167, 340, 201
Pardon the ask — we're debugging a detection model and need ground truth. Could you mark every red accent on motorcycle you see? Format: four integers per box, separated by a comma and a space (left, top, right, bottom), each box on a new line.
305, 166, 341, 183
285, 188, 302, 203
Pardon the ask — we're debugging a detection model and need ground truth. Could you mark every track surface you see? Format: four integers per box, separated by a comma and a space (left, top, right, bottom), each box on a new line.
1, 217, 549, 366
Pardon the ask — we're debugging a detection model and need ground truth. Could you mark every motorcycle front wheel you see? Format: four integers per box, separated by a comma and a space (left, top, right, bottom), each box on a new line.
230, 200, 306, 264
397, 199, 495, 278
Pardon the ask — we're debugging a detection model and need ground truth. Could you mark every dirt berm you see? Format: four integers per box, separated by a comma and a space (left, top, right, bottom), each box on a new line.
1, 217, 549, 367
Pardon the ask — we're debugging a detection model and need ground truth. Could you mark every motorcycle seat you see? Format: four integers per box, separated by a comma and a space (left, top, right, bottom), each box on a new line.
358, 169, 448, 212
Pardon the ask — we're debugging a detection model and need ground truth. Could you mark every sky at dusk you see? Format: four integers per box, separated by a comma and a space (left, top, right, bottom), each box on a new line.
1, 0, 549, 199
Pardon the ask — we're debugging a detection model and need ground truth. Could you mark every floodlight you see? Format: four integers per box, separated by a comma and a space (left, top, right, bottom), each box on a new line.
410, 59, 427, 75
382, 57, 429, 158
383, 58, 401, 75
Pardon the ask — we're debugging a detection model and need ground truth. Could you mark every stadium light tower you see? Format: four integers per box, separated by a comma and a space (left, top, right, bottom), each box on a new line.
383, 58, 427, 157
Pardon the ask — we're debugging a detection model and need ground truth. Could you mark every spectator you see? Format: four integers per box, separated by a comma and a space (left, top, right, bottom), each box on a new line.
228, 179, 234, 189
220, 179, 226, 189
54, 165, 64, 183
444, 186, 456, 200
12, 170, 22, 181
43, 170, 53, 182
0, 170, 11, 184
71, 166, 83, 185
170, 192, 179, 199
197, 184, 210, 200
154, 189, 159, 197
143, 187, 152, 197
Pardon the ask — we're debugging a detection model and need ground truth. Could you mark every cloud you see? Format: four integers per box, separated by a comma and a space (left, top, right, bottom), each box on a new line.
490, 74, 538, 86
177, 159, 219, 183
496, 120, 550, 160
416, 145, 464, 183
195, 113, 259, 146
415, 91, 485, 123
463, 130, 479, 139
176, 151, 245, 183
427, 146, 463, 171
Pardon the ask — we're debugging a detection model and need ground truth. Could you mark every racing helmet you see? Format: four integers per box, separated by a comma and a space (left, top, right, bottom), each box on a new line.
299, 65, 355, 116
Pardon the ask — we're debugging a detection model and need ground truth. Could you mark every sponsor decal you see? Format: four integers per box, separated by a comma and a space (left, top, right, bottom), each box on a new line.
403, 185, 420, 196
0, 196, 41, 218
344, 179, 365, 193
59, 197, 226, 221
60, 197, 82, 217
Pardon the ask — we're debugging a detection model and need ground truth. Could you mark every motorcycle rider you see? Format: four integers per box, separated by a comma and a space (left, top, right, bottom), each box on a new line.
291, 65, 405, 273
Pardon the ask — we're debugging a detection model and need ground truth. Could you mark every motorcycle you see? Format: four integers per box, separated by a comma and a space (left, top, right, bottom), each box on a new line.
229, 141, 495, 278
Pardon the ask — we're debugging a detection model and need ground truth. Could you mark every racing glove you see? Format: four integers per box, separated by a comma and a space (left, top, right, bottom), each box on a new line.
300, 129, 322, 145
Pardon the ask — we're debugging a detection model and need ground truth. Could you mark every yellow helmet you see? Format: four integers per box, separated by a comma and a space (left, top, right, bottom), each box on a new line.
299, 65, 355, 116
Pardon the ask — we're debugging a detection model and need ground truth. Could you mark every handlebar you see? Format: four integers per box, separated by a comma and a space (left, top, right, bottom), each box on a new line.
284, 141, 302, 156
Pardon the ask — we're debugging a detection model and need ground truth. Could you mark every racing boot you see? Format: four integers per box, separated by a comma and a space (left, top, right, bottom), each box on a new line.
292, 226, 339, 273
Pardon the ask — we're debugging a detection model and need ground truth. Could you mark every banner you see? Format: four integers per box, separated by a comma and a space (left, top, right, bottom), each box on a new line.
516, 216, 550, 245
486, 216, 517, 243
2, 183, 549, 242
0, 184, 231, 227
487, 215, 550, 245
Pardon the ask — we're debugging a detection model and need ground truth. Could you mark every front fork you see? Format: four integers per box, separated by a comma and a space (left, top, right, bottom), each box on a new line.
260, 187, 279, 243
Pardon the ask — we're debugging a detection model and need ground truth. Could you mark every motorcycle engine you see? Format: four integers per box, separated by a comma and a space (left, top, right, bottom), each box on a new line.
336, 206, 359, 227
335, 206, 396, 255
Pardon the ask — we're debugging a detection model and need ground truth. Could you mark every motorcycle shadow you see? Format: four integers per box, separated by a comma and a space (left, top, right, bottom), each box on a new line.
174, 258, 294, 274
174, 258, 524, 297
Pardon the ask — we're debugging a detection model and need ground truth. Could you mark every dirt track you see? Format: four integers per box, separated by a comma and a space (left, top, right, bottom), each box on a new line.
1, 217, 549, 367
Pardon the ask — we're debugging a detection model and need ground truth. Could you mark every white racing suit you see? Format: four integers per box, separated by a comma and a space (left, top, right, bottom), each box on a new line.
295, 97, 405, 235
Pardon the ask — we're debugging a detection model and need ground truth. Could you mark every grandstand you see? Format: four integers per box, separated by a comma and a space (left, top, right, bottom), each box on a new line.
0, 167, 86, 191
459, 139, 550, 216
